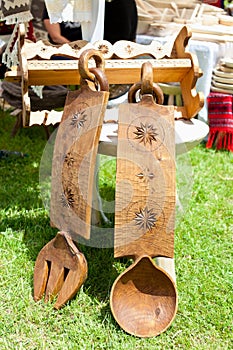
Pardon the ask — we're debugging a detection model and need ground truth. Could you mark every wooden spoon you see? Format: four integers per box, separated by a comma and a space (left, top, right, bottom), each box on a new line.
110, 255, 177, 337
110, 62, 178, 337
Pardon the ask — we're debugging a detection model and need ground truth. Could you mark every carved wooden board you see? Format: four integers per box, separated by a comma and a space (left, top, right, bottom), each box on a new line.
23, 37, 178, 61
115, 97, 175, 259
50, 85, 109, 240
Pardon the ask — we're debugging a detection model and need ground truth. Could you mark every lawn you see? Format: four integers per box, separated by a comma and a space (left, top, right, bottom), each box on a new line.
0, 109, 232, 349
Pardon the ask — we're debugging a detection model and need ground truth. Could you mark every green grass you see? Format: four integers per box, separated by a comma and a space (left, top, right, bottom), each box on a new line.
0, 110, 232, 349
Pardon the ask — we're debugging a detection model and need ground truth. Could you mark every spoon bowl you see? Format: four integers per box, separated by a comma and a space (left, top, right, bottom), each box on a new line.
110, 255, 177, 337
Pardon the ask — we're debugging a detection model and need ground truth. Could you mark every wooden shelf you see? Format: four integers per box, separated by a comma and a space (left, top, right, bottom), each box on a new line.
6, 58, 192, 86
4, 25, 204, 126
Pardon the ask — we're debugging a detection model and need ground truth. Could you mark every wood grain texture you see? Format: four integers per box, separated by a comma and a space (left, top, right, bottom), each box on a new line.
110, 255, 177, 337
110, 64, 178, 337
115, 95, 175, 259
21, 36, 181, 61
6, 24, 204, 126
34, 231, 88, 309
50, 85, 109, 240
5, 58, 191, 86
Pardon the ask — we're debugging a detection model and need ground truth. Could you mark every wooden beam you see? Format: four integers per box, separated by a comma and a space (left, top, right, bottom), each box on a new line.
5, 58, 192, 86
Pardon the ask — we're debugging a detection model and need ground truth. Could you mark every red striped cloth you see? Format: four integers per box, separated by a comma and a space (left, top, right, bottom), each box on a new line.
206, 92, 233, 152
202, 0, 223, 8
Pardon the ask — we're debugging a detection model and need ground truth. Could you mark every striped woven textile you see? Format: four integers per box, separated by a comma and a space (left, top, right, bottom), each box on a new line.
206, 92, 233, 152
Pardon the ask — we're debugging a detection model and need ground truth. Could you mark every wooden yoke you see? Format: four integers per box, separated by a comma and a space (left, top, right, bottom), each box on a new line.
5, 24, 204, 126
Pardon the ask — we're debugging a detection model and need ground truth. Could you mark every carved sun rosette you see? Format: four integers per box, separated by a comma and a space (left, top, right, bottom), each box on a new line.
127, 115, 165, 152
126, 201, 165, 234
60, 188, 75, 209
134, 206, 157, 231
70, 110, 88, 129
64, 152, 75, 167
134, 122, 158, 146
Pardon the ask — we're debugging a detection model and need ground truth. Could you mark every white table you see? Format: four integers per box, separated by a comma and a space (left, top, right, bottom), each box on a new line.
137, 34, 225, 123
98, 106, 209, 156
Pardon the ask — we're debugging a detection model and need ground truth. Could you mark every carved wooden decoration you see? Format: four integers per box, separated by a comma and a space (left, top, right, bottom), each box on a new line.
111, 38, 177, 59
50, 50, 109, 240
23, 36, 178, 61
110, 62, 178, 338
114, 98, 176, 259
171, 26, 205, 119
34, 231, 88, 309
110, 254, 177, 337
33, 50, 109, 309
5, 25, 204, 126
23, 39, 89, 60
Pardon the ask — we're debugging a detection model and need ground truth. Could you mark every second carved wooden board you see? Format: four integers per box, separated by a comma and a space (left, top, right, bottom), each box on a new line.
115, 97, 176, 259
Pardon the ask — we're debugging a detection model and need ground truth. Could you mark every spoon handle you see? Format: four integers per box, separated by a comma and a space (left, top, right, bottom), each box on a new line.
114, 62, 176, 259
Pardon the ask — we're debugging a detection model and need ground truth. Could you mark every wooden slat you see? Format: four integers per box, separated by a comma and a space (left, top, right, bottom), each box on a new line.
50, 86, 109, 240
115, 98, 176, 259
5, 58, 191, 85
